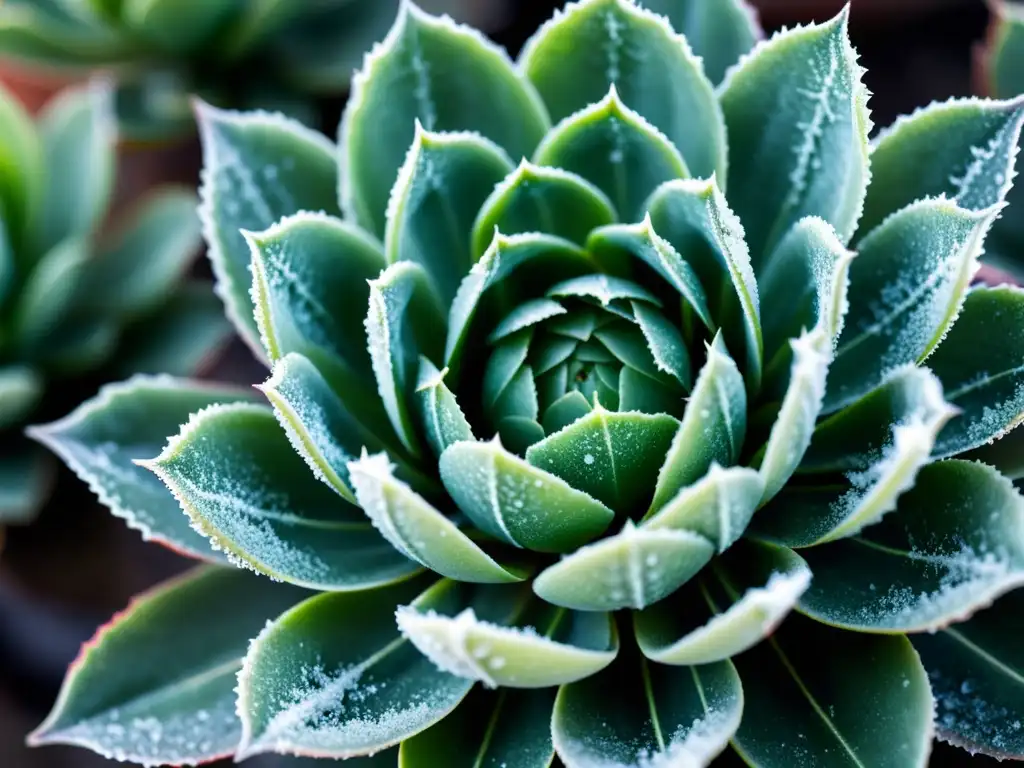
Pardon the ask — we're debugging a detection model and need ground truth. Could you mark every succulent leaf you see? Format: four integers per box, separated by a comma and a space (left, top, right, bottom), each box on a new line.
520, 0, 725, 180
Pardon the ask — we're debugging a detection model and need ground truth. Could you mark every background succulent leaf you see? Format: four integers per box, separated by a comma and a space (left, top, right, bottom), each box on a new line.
731, 614, 933, 768
635, 540, 810, 666
27, 375, 256, 561
927, 285, 1024, 459
367, 261, 447, 459
415, 357, 474, 457
397, 583, 618, 688
551, 652, 742, 768
796, 460, 1024, 633
348, 452, 523, 584
122, 0, 239, 54
526, 404, 679, 514
0, 0, 135, 67
340, 2, 549, 237
471, 161, 616, 258
78, 187, 202, 319
859, 95, 1024, 238
756, 366, 954, 547
28, 566, 309, 766
0, 75, 42, 254
13, 236, 89, 353
587, 218, 714, 332
145, 403, 422, 590
439, 437, 614, 553
961, 424, 1024, 481
648, 334, 746, 513
110, 283, 232, 377
644, 178, 762, 386
385, 125, 513, 306
720, 8, 871, 263
398, 687, 555, 768
532, 520, 714, 611
643, 464, 763, 553
520, 0, 725, 181
825, 198, 999, 413
198, 102, 340, 356
637, 0, 761, 86
912, 588, 1024, 760
0, 442, 53, 523
532, 86, 688, 223
236, 577, 473, 759
35, 80, 114, 255
0, 364, 42, 429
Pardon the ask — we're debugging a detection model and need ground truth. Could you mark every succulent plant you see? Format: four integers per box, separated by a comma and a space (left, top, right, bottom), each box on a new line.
28, 0, 1024, 765
0, 0, 506, 142
0, 78, 227, 529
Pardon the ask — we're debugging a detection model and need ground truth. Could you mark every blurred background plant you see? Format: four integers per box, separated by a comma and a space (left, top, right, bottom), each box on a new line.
0, 1, 1012, 767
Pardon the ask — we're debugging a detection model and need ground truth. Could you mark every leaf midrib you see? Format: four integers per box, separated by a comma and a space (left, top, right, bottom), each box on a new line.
942, 626, 1024, 687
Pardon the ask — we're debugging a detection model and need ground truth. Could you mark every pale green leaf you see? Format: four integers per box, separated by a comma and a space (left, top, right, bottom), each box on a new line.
732, 615, 933, 768
440, 437, 614, 553
860, 95, 1024, 238
798, 460, 1024, 633
532, 86, 688, 222
520, 0, 725, 179
397, 584, 617, 688
532, 520, 714, 611
720, 7, 871, 263
28, 375, 254, 561
826, 198, 1000, 413
13, 236, 89, 352
123, 0, 239, 53
648, 334, 746, 514
0, 364, 42, 429
471, 160, 616, 257
197, 102, 340, 354
645, 178, 762, 386
28, 566, 308, 766
144, 403, 421, 590
367, 261, 447, 459
526, 402, 679, 514
236, 577, 471, 759
552, 653, 742, 768
340, 2, 549, 237
415, 357, 474, 458
385, 124, 513, 305
635, 541, 810, 666
0, 75, 42, 253
348, 452, 522, 584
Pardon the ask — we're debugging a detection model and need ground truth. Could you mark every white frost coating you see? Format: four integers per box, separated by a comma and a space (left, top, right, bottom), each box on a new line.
347, 451, 416, 562
548, 271, 661, 307
817, 367, 957, 543
758, 328, 831, 505
644, 568, 811, 665
532, 84, 688, 179
555, 700, 739, 768
339, 0, 547, 224
196, 101, 334, 362
396, 607, 500, 687
26, 375, 248, 556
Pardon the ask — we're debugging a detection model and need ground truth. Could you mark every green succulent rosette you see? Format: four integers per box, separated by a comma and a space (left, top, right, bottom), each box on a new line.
29, 1, 1024, 765
0, 0, 505, 142
0, 77, 228, 526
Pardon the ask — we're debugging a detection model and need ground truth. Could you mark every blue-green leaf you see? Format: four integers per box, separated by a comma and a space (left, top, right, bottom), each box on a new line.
0, 364, 41, 430
532, 85, 688, 223
340, 2, 549, 237
826, 198, 1001, 413
520, 0, 725, 180
197, 103, 340, 355
471, 160, 616, 257
385, 124, 514, 305
720, 7, 871, 263
440, 437, 614, 553
415, 357, 474, 458
143, 403, 421, 590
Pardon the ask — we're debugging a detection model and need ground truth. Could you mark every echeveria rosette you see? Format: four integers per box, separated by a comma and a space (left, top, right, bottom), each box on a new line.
0, 77, 229, 527
28, 0, 1024, 765
0, 0, 505, 142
